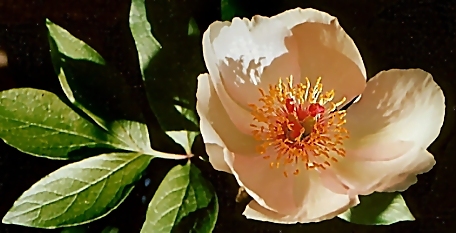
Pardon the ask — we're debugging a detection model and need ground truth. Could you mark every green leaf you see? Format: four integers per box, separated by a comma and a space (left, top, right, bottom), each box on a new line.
47, 19, 144, 125
0, 88, 188, 160
166, 104, 199, 155
57, 66, 108, 131
140, 162, 218, 233
110, 120, 189, 160
46, 19, 105, 65
129, 0, 162, 79
2, 152, 152, 228
0, 88, 124, 159
47, 19, 107, 128
129, 0, 201, 133
187, 193, 218, 233
166, 131, 198, 155
187, 17, 200, 37
338, 192, 415, 225
101, 226, 119, 233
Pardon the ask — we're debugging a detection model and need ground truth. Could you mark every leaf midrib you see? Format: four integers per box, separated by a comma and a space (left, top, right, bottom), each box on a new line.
0, 114, 125, 148
5, 153, 144, 219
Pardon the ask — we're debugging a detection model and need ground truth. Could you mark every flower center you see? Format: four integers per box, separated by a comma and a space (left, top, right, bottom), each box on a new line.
249, 76, 349, 177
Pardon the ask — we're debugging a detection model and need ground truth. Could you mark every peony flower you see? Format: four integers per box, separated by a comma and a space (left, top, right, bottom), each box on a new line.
196, 8, 445, 224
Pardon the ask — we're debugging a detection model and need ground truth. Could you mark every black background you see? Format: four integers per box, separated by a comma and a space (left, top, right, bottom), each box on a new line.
0, 0, 455, 232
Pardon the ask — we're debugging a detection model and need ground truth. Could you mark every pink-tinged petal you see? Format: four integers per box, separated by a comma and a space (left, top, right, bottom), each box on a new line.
319, 169, 351, 195
328, 142, 435, 195
346, 141, 414, 161
345, 69, 445, 149
292, 170, 359, 221
196, 73, 259, 155
242, 171, 359, 223
211, 16, 301, 108
230, 153, 298, 214
272, 8, 366, 104
378, 149, 435, 192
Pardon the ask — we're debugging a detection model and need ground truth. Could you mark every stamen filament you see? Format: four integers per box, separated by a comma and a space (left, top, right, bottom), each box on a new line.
249, 76, 349, 175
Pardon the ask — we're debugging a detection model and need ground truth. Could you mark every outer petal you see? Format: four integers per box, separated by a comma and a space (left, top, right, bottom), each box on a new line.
229, 153, 297, 214
196, 73, 259, 164
242, 171, 359, 223
210, 16, 301, 109
205, 144, 232, 173
229, 149, 358, 221
327, 142, 435, 195
345, 69, 445, 149
202, 21, 255, 135
273, 8, 366, 104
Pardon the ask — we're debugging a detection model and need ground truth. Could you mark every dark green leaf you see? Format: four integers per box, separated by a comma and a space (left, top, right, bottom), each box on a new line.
129, 0, 201, 132
140, 162, 218, 233
221, 0, 248, 21
47, 19, 144, 125
129, 0, 162, 79
2, 152, 152, 228
61, 225, 87, 233
166, 104, 199, 155
187, 17, 200, 37
338, 192, 415, 225
187, 193, 218, 233
101, 226, 119, 233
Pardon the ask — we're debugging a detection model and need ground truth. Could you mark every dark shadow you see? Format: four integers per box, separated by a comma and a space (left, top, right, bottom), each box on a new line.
171, 193, 218, 233
138, 0, 204, 132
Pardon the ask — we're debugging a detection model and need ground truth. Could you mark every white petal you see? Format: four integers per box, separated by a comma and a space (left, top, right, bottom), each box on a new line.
273, 8, 366, 103
202, 22, 261, 135
345, 69, 445, 149
196, 73, 259, 155
205, 144, 232, 173
243, 201, 293, 224
211, 16, 301, 108
329, 142, 435, 195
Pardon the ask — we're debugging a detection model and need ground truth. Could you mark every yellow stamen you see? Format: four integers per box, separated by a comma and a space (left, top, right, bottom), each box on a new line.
249, 76, 349, 175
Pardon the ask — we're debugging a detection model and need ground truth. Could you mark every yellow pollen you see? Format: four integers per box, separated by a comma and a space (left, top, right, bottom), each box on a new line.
249, 76, 349, 175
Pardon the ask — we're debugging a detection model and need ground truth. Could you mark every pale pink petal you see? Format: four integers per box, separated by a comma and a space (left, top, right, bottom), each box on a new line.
345, 69, 445, 149
202, 22, 256, 135
319, 169, 351, 195
211, 16, 301, 108
242, 171, 359, 223
196, 73, 259, 155
320, 141, 412, 195
292, 170, 359, 221
230, 153, 298, 214
272, 8, 366, 104
378, 149, 435, 192
328, 142, 435, 195
346, 140, 414, 161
